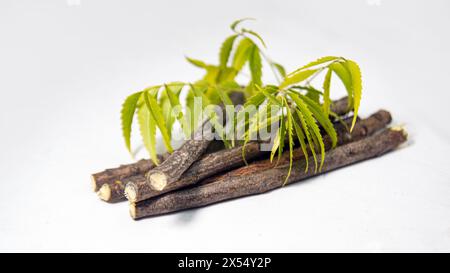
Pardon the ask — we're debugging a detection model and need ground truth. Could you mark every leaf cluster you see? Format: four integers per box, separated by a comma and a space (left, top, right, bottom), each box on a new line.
120, 19, 362, 182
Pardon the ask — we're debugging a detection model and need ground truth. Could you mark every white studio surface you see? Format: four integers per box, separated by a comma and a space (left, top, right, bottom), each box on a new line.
0, 0, 449, 252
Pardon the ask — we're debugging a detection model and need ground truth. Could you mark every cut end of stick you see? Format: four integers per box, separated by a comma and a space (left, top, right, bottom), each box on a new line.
91, 175, 98, 192
124, 183, 138, 203
149, 172, 168, 191
129, 203, 137, 220
97, 184, 111, 202
390, 126, 408, 139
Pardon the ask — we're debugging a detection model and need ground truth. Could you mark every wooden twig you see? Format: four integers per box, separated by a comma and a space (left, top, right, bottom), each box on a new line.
125, 143, 264, 203
145, 92, 245, 191
95, 140, 227, 202
130, 127, 407, 219
124, 110, 392, 203
331, 96, 350, 116
91, 154, 168, 192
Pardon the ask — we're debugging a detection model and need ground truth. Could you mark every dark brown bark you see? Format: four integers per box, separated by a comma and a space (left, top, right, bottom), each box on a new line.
97, 181, 126, 203
125, 110, 391, 203
91, 137, 227, 195
145, 91, 245, 191
90, 154, 168, 192
330, 96, 350, 116
94, 140, 226, 202
130, 127, 407, 219
125, 143, 264, 202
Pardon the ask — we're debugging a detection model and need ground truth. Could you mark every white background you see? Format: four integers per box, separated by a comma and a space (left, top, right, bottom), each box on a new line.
1, 0, 449, 252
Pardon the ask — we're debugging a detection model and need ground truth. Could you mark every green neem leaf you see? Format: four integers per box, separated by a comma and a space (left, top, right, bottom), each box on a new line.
242, 103, 275, 162
232, 38, 253, 72
207, 109, 231, 149
322, 68, 332, 116
213, 86, 233, 106
185, 57, 207, 69
244, 86, 272, 107
305, 88, 321, 104
291, 114, 309, 173
273, 62, 286, 78
290, 85, 323, 104
219, 80, 242, 92
284, 104, 295, 185
164, 84, 190, 137
291, 94, 325, 172
137, 102, 158, 164
287, 56, 340, 77
236, 85, 278, 134
329, 62, 353, 110
295, 108, 318, 172
248, 45, 262, 86
121, 91, 142, 153
186, 84, 209, 134
343, 60, 362, 131
276, 101, 286, 164
236, 94, 264, 135
302, 108, 325, 171
230, 18, 255, 32
160, 89, 176, 138
143, 89, 173, 153
203, 65, 221, 84
279, 69, 318, 89
257, 85, 282, 106
270, 127, 281, 163
242, 28, 266, 48
219, 35, 238, 68
299, 93, 338, 148
216, 67, 238, 83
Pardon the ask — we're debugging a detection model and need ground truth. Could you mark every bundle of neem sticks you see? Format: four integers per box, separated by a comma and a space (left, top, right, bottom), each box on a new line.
91, 96, 406, 220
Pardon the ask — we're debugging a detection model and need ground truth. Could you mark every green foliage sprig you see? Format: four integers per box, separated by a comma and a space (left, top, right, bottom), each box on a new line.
120, 19, 362, 182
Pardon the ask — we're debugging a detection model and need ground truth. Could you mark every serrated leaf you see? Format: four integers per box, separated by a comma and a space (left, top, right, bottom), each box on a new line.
137, 102, 158, 164
329, 62, 353, 110
284, 103, 294, 185
232, 38, 253, 72
236, 86, 278, 135
242, 103, 275, 163
207, 109, 231, 148
185, 57, 207, 69
203, 65, 220, 84
248, 45, 262, 86
213, 86, 233, 106
294, 108, 318, 172
305, 88, 321, 104
242, 28, 266, 48
219, 35, 238, 68
279, 69, 318, 89
121, 91, 142, 153
298, 93, 337, 148
291, 95, 325, 172
343, 60, 362, 131
273, 62, 286, 78
322, 68, 332, 116
186, 84, 209, 134
287, 56, 340, 77
230, 18, 254, 32
270, 128, 281, 162
277, 102, 286, 164
216, 67, 238, 83
291, 115, 309, 173
143, 89, 173, 153
160, 91, 175, 138
257, 85, 282, 106
164, 84, 190, 137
